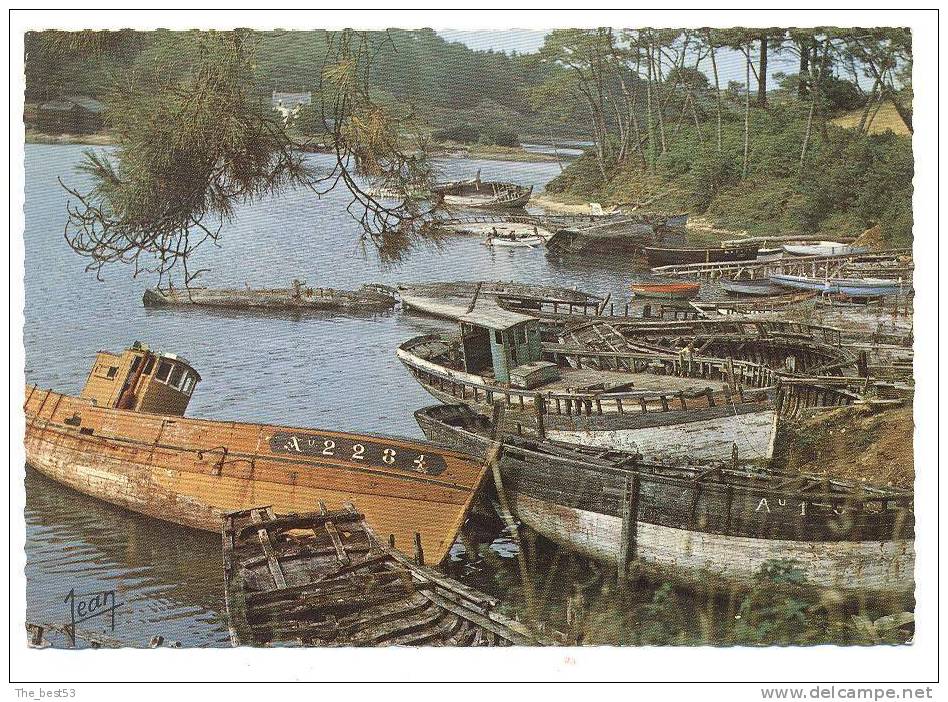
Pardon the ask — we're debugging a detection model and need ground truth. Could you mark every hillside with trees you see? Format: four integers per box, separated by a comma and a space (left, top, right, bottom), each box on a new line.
536, 28, 913, 247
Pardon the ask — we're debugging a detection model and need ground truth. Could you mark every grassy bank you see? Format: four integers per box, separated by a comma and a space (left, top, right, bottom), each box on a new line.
542, 112, 913, 248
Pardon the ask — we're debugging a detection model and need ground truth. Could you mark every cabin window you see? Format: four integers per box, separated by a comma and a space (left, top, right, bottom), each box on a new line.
106, 366, 118, 378
129, 357, 141, 372
494, 331, 503, 345
142, 357, 155, 375
517, 325, 527, 344
181, 374, 196, 395
169, 365, 184, 389
155, 361, 172, 383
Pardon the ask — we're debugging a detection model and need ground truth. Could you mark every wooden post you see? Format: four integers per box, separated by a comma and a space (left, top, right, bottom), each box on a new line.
534, 396, 546, 440
618, 473, 640, 586
413, 532, 425, 566
731, 442, 739, 470
389, 534, 396, 548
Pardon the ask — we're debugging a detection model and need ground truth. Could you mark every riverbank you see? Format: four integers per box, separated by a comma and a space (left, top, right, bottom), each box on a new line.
26, 130, 114, 145
434, 142, 566, 163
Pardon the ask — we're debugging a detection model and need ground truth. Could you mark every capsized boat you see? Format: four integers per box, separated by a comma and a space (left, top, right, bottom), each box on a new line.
24, 342, 487, 565
143, 280, 396, 313
223, 505, 547, 646
770, 274, 908, 298
630, 282, 700, 300
782, 241, 870, 257
415, 404, 914, 600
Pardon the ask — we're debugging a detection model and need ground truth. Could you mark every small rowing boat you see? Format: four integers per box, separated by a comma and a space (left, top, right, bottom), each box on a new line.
630, 282, 700, 300
770, 274, 908, 298
484, 234, 548, 248
222, 505, 547, 647
782, 241, 870, 257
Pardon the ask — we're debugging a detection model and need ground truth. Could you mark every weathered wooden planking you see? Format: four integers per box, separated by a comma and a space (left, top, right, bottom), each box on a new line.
24, 388, 487, 565
545, 409, 778, 462
510, 492, 914, 599
415, 404, 914, 598
222, 506, 549, 647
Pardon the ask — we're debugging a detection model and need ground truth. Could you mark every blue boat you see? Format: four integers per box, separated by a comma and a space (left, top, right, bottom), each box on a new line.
769, 274, 907, 298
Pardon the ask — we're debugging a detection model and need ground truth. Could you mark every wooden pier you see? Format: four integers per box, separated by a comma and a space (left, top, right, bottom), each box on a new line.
651, 249, 912, 280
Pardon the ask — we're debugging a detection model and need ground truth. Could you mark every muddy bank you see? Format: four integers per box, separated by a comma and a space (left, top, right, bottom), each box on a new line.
773, 405, 914, 490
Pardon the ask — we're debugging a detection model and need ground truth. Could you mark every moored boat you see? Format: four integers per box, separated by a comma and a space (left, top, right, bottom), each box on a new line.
720, 278, 783, 296
630, 282, 700, 300
24, 342, 486, 565
484, 233, 548, 248
415, 403, 915, 599
222, 505, 547, 646
644, 243, 759, 267
770, 274, 908, 298
782, 241, 870, 257
143, 280, 396, 313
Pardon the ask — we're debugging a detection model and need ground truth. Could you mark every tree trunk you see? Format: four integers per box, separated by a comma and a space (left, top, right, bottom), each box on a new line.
757, 34, 769, 106
646, 42, 657, 170
653, 45, 668, 155
708, 36, 723, 152
798, 41, 810, 98
742, 42, 751, 179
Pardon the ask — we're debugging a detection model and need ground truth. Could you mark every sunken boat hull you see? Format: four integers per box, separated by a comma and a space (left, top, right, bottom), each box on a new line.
143, 284, 396, 313
223, 505, 548, 647
415, 404, 915, 599
24, 345, 486, 565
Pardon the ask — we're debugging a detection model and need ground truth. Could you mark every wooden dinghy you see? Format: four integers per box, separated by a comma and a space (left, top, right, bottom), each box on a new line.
643, 243, 759, 267
720, 277, 783, 296
415, 404, 915, 600
630, 282, 700, 300
222, 505, 546, 647
782, 241, 870, 257
143, 280, 396, 313
24, 342, 486, 565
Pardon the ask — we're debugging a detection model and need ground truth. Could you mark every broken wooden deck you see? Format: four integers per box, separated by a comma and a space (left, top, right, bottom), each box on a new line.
222, 505, 549, 647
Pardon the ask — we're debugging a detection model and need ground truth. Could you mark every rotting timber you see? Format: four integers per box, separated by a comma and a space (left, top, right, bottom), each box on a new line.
143, 280, 397, 313
24, 342, 487, 565
222, 504, 549, 646
415, 403, 915, 601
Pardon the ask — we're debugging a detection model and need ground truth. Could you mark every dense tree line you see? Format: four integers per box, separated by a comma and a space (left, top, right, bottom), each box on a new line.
538, 27, 913, 245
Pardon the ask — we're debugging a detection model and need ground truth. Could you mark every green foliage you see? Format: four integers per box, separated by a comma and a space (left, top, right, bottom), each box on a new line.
432, 123, 480, 143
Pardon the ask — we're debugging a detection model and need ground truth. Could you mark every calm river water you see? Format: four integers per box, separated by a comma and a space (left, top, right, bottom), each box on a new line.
23, 144, 654, 646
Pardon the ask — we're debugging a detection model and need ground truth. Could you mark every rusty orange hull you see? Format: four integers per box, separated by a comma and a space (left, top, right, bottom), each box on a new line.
23, 386, 487, 565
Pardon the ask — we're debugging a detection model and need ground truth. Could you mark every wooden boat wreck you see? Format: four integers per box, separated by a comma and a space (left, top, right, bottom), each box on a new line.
432, 172, 532, 209
143, 280, 396, 313
544, 220, 656, 256
415, 404, 915, 599
222, 505, 546, 647
630, 282, 700, 300
24, 342, 487, 565
770, 274, 909, 298
397, 307, 787, 462
392, 280, 603, 322
643, 243, 759, 267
